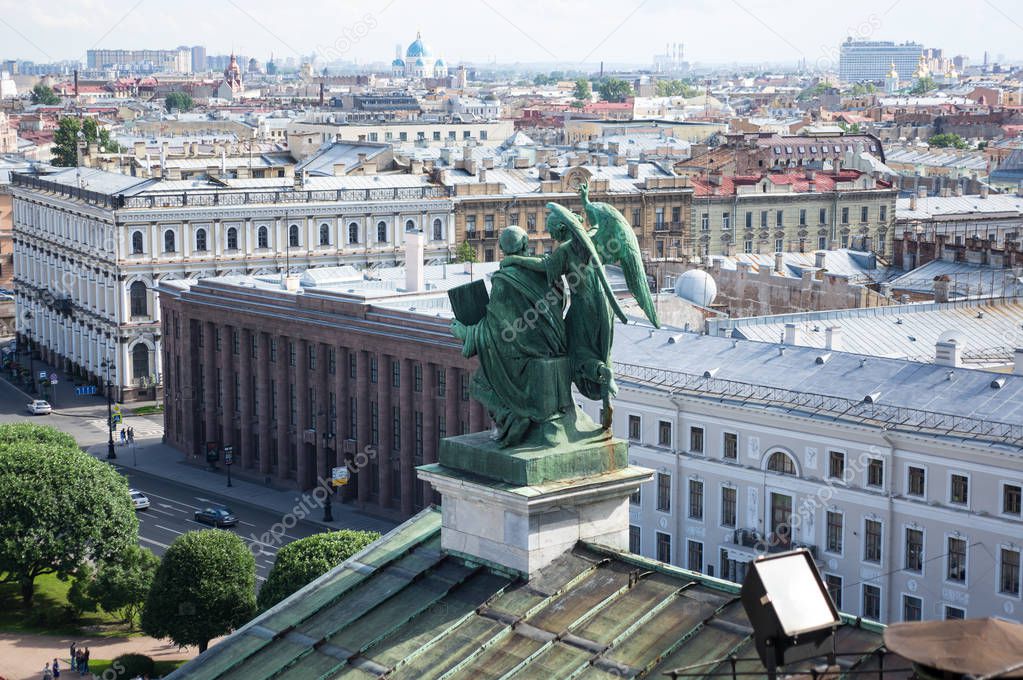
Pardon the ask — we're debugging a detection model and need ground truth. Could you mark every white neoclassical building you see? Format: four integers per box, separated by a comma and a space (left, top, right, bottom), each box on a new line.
11, 167, 455, 400
597, 324, 1023, 625
391, 32, 447, 79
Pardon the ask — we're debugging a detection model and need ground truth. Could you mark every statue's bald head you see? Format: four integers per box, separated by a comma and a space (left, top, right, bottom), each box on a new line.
499, 225, 528, 256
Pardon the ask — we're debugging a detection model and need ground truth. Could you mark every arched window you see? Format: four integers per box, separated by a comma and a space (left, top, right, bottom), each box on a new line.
319, 223, 330, 246
348, 222, 359, 244
432, 218, 443, 241
164, 230, 176, 253
377, 221, 387, 243
257, 226, 269, 248
194, 228, 207, 252
766, 451, 796, 475
132, 343, 150, 380
226, 227, 238, 250
405, 219, 416, 232
131, 231, 144, 254
129, 281, 147, 317
289, 224, 300, 247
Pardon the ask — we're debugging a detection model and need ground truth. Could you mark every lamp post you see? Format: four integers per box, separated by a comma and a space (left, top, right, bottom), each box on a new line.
322, 430, 335, 522
101, 358, 116, 460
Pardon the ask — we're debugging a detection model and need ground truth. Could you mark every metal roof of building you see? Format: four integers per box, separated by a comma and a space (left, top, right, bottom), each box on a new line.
888, 259, 1023, 299
884, 147, 988, 172
168, 507, 899, 680
708, 249, 890, 284
896, 193, 1023, 221
32, 166, 156, 195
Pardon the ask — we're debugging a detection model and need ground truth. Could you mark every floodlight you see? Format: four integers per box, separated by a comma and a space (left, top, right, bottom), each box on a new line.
740, 549, 841, 678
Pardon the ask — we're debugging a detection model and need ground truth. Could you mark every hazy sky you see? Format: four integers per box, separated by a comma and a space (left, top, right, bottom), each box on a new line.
0, 0, 1019, 67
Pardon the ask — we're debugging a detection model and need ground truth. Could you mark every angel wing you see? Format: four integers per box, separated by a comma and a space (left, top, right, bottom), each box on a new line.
584, 199, 660, 328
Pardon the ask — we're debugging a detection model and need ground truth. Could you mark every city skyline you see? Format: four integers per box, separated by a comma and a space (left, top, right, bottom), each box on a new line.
0, 0, 1020, 69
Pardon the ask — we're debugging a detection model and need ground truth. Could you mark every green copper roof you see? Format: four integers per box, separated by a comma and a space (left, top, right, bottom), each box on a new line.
169, 508, 903, 680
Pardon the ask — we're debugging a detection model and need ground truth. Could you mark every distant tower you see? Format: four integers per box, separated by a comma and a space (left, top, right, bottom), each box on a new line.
912, 54, 930, 82
885, 61, 900, 93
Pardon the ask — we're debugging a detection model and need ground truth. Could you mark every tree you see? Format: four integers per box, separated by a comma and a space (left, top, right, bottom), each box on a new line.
655, 79, 698, 98
573, 78, 591, 102
90, 545, 160, 629
164, 91, 194, 113
597, 78, 633, 103
850, 82, 877, 96
455, 240, 478, 264
0, 424, 138, 610
928, 133, 968, 149
141, 530, 256, 652
258, 530, 379, 610
30, 83, 60, 105
52, 117, 123, 167
910, 76, 937, 95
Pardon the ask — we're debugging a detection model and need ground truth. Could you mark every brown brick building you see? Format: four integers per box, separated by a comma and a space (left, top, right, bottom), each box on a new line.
159, 262, 492, 519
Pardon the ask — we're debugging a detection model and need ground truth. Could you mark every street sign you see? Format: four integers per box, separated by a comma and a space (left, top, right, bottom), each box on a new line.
39, 371, 47, 380
49, 373, 57, 384
223, 446, 234, 466
205, 442, 219, 463
331, 466, 351, 487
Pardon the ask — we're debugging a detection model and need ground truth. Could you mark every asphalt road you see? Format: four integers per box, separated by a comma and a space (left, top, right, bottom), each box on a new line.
123, 468, 328, 582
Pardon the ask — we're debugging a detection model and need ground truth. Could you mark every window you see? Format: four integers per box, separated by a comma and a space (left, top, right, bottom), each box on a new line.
132, 344, 150, 380
862, 584, 881, 620
233, 330, 241, 356
902, 595, 922, 622
164, 230, 176, 253
879, 205, 887, 222
193, 228, 207, 252
319, 223, 330, 246
391, 406, 401, 451
819, 208, 827, 225
1001, 548, 1021, 595
908, 466, 926, 496
433, 131, 441, 141
347, 222, 359, 244
369, 356, 377, 383
722, 212, 731, 230
689, 427, 704, 453
657, 420, 671, 447
436, 368, 446, 397
774, 238, 783, 253
629, 526, 641, 553
288, 341, 296, 367
950, 474, 969, 505
818, 235, 827, 250
406, 219, 417, 233
227, 226, 238, 250
131, 231, 144, 254
349, 353, 357, 379
656, 472, 671, 512
945, 606, 965, 620
432, 218, 443, 241
258, 226, 269, 248
391, 360, 401, 388
744, 239, 753, 254
860, 206, 869, 223
656, 532, 671, 563
688, 479, 703, 520
687, 540, 703, 573
269, 338, 277, 362
905, 528, 923, 572
328, 347, 336, 374
526, 213, 536, 232
1003, 484, 1021, 516
484, 214, 494, 235
671, 206, 682, 224
760, 210, 768, 228
413, 363, 422, 392
700, 213, 709, 231
799, 209, 806, 226
841, 207, 849, 224
767, 451, 796, 475
775, 210, 783, 227
628, 415, 641, 441
632, 209, 641, 227
630, 485, 641, 506
721, 486, 736, 527
947, 536, 966, 582
377, 221, 388, 243
826, 511, 843, 554
867, 459, 884, 488
864, 519, 882, 563
825, 574, 842, 609
723, 433, 737, 460
828, 450, 845, 480
129, 281, 147, 317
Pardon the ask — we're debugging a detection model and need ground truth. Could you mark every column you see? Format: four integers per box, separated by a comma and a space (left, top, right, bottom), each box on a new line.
377, 354, 392, 509
256, 331, 271, 474
275, 335, 289, 482
423, 362, 436, 465
219, 326, 233, 448
295, 339, 310, 488
239, 328, 253, 471
400, 357, 414, 517
355, 350, 370, 503
202, 322, 217, 450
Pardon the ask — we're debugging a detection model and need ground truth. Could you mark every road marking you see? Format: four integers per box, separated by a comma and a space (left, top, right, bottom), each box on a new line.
154, 524, 184, 536
144, 491, 202, 511
139, 536, 171, 550
145, 506, 178, 518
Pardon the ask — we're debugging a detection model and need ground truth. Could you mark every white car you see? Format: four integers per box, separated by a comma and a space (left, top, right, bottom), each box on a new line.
129, 489, 150, 511
27, 400, 52, 415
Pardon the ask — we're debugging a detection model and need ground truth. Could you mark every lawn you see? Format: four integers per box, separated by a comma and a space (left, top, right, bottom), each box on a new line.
0, 572, 139, 637
132, 404, 164, 416
89, 658, 188, 677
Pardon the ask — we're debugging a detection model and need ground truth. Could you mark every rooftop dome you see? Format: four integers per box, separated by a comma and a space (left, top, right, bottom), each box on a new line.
406, 32, 432, 58
415, 58, 425, 66
435, 58, 445, 66
674, 269, 717, 307
392, 58, 405, 66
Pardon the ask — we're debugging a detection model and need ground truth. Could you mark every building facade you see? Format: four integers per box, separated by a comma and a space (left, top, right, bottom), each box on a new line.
11, 167, 454, 400
86, 48, 192, 74
839, 40, 925, 83
159, 264, 491, 518
287, 120, 516, 159
601, 325, 1023, 624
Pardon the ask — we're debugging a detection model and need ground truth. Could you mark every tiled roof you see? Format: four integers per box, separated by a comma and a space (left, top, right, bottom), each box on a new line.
169, 508, 900, 680
689, 169, 870, 196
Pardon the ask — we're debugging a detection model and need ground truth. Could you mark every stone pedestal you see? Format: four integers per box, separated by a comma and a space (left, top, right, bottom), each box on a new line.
418, 429, 651, 577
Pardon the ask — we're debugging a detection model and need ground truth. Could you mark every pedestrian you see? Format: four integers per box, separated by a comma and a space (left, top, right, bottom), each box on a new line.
68, 643, 75, 668
51, 658, 60, 678
74, 649, 82, 675
82, 648, 89, 676
42, 661, 52, 680
128, 427, 135, 444
120, 428, 127, 445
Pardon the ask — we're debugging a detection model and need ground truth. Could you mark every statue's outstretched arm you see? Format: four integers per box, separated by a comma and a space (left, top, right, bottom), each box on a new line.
500, 254, 546, 272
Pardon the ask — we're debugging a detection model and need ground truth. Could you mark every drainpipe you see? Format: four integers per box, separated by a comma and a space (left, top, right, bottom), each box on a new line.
881, 429, 897, 623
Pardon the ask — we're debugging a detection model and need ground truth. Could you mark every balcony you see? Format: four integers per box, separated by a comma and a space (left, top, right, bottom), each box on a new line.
733, 528, 818, 560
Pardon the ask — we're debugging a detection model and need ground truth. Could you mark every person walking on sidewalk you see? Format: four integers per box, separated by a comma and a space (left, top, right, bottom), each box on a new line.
120, 428, 127, 445
42, 661, 52, 680
51, 658, 60, 678
127, 427, 134, 444
81, 648, 89, 676
68, 643, 75, 668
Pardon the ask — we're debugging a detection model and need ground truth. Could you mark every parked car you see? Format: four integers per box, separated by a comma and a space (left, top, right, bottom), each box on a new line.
194, 505, 238, 527
129, 489, 150, 511
27, 400, 52, 415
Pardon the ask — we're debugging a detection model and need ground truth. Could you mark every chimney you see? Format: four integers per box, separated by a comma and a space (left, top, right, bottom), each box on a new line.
933, 275, 950, 303
1017, 181, 1023, 198
627, 160, 640, 178
1015, 348, 1023, 375
935, 339, 961, 367
283, 274, 301, 292
774, 251, 784, 273
404, 229, 425, 293
910, 194, 918, 211
917, 186, 927, 198
783, 323, 799, 345
825, 326, 843, 351
814, 251, 826, 269
410, 159, 424, 175
332, 162, 346, 176
980, 184, 989, 199
478, 166, 487, 183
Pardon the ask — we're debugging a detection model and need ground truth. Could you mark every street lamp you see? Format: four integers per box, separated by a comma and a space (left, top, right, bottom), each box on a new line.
322, 430, 335, 522
100, 358, 116, 460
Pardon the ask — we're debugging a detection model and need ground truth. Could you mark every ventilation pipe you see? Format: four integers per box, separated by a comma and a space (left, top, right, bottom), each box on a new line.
825, 326, 842, 351
405, 229, 425, 293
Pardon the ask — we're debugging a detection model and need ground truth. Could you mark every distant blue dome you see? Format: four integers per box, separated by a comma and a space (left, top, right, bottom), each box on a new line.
406, 32, 432, 58
392, 58, 405, 66
435, 58, 445, 66
415, 58, 425, 66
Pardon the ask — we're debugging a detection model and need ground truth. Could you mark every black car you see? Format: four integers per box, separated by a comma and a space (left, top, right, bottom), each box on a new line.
193, 506, 238, 527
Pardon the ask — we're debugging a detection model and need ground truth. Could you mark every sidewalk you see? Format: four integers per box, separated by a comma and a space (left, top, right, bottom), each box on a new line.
85, 439, 395, 534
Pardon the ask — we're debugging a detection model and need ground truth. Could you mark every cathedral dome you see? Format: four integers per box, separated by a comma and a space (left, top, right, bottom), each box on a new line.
406, 32, 432, 58
392, 58, 405, 67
